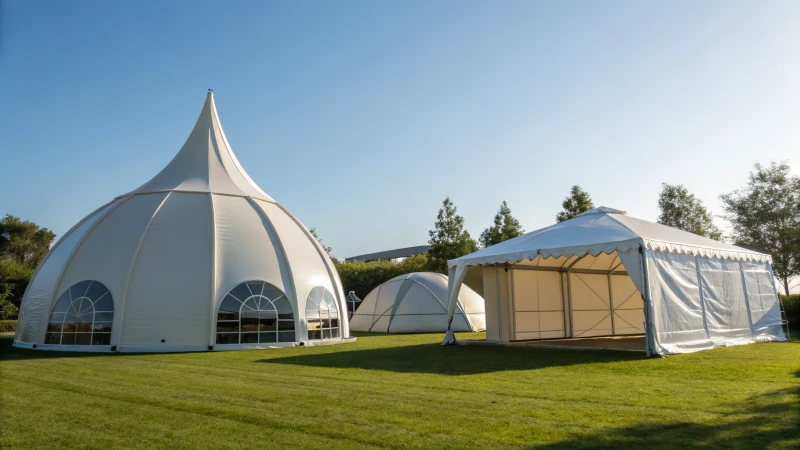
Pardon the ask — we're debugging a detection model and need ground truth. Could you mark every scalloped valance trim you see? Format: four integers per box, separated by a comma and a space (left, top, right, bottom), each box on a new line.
643, 239, 771, 262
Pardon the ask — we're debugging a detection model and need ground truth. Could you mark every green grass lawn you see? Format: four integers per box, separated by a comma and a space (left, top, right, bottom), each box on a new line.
1, 332, 799, 449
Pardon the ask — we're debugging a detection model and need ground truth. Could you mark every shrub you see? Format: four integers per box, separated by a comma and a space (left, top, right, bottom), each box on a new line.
334, 253, 430, 301
0, 260, 34, 316
781, 294, 800, 327
0, 320, 16, 332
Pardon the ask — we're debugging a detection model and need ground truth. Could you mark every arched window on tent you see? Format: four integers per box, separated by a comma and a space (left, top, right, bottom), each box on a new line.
216, 281, 295, 345
45, 281, 114, 345
306, 287, 340, 340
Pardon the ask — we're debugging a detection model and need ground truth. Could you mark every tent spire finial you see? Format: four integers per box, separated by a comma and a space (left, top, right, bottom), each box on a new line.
208, 88, 213, 93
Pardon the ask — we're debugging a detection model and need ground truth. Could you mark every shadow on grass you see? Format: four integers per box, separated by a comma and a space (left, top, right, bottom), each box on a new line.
0, 335, 130, 361
261, 342, 643, 375
528, 384, 800, 449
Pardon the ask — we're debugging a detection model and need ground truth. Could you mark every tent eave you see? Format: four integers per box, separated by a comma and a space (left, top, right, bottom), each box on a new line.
448, 237, 771, 270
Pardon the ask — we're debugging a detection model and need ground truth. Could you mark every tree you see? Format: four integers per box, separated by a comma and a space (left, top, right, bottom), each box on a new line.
428, 197, 478, 273
657, 184, 723, 240
0, 260, 34, 318
308, 227, 333, 257
480, 201, 524, 248
556, 186, 594, 222
0, 215, 56, 269
720, 162, 800, 294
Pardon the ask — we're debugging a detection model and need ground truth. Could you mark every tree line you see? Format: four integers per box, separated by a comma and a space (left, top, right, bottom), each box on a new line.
1, 161, 798, 318
421, 161, 800, 292
0, 215, 56, 318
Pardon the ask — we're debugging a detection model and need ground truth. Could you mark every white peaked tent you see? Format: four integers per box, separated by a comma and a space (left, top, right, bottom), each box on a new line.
350, 272, 485, 333
442, 207, 787, 356
15, 92, 350, 352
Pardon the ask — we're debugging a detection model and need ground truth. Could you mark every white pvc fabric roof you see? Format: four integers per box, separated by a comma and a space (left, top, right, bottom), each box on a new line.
449, 207, 770, 270
15, 93, 347, 352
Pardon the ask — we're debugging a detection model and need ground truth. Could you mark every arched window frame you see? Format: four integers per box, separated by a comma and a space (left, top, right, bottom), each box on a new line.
216, 280, 296, 345
306, 287, 341, 340
45, 281, 114, 346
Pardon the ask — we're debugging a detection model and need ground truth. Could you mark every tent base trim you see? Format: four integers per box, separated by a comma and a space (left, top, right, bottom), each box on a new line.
12, 337, 357, 353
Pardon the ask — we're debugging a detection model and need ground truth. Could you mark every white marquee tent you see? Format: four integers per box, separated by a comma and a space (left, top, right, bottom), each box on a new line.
350, 272, 485, 333
15, 92, 350, 352
442, 207, 787, 356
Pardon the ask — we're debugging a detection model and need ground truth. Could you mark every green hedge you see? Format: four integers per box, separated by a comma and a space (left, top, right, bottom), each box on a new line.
782, 294, 800, 327
0, 320, 16, 332
334, 253, 432, 301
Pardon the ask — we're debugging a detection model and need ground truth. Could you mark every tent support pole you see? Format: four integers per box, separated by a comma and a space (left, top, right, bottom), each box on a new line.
565, 254, 588, 339
639, 245, 653, 357
495, 265, 504, 342
607, 273, 616, 336
509, 268, 517, 341
738, 261, 755, 335
694, 255, 712, 340
560, 272, 569, 338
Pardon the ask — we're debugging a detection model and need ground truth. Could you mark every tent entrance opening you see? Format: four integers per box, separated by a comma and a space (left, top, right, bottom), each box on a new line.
479, 254, 646, 349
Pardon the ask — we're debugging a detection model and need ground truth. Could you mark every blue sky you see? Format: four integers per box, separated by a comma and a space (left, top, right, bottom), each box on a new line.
1, 1, 798, 259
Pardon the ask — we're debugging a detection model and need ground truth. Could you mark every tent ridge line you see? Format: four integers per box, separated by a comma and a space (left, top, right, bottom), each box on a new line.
120, 190, 277, 204
115, 192, 172, 349
246, 197, 300, 341
209, 94, 272, 201
207, 193, 218, 347
269, 201, 349, 338
39, 194, 134, 343
413, 276, 470, 326
14, 197, 120, 341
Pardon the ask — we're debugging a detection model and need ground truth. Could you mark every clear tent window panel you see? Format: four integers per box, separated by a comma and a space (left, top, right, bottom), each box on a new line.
215, 280, 296, 345
45, 281, 113, 345
306, 287, 340, 340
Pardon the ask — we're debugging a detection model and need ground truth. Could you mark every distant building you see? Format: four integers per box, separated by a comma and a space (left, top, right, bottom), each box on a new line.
345, 245, 430, 264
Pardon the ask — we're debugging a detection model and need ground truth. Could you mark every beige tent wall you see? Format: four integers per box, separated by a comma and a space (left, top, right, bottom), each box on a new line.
570, 273, 613, 337
480, 251, 645, 343
481, 266, 514, 342
481, 266, 497, 341
610, 275, 646, 335
512, 270, 565, 341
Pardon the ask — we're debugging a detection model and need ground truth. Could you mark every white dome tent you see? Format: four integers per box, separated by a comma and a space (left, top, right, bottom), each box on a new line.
350, 272, 485, 333
442, 207, 787, 356
777, 276, 800, 295
14, 92, 350, 352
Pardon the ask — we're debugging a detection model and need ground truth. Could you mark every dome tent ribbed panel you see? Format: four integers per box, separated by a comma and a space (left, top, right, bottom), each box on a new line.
211, 195, 293, 306
274, 202, 348, 315
16, 199, 120, 343
14, 93, 349, 352
254, 201, 347, 338
51, 194, 168, 343
122, 193, 214, 347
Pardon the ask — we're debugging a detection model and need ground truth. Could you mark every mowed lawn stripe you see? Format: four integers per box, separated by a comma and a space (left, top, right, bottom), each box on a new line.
2, 333, 799, 449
